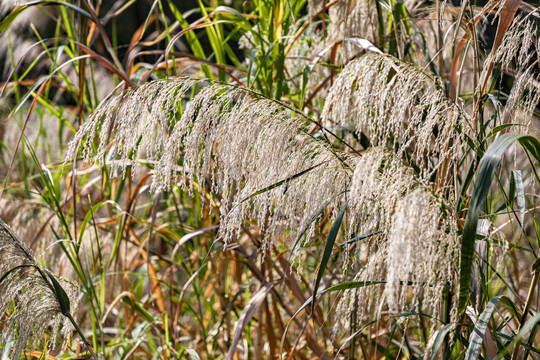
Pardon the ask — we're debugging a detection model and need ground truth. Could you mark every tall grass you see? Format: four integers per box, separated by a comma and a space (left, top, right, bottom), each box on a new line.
0, 0, 539, 359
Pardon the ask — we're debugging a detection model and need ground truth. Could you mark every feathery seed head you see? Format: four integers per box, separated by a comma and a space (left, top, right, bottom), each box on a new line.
322, 53, 467, 181
386, 188, 459, 316
479, 17, 540, 135
0, 220, 77, 360
68, 76, 461, 334
308, 0, 380, 59
336, 150, 459, 330
348, 147, 419, 236
67, 79, 353, 252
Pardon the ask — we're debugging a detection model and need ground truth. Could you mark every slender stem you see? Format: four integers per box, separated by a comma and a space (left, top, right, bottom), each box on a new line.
67, 313, 99, 360
510, 270, 540, 360
436, 0, 443, 78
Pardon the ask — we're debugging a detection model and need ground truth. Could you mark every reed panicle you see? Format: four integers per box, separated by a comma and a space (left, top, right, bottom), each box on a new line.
348, 147, 419, 236
386, 188, 459, 317
336, 149, 459, 328
308, 0, 380, 57
67, 79, 353, 252
481, 16, 540, 134
322, 53, 467, 181
0, 220, 77, 360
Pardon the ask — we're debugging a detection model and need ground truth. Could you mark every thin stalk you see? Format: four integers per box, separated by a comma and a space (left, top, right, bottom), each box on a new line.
436, 0, 444, 78
67, 313, 99, 360
441, 284, 451, 356
470, 19, 481, 135
510, 270, 540, 360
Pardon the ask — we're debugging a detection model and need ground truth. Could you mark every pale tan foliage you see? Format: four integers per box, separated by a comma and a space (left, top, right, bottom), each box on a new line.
67, 61, 462, 332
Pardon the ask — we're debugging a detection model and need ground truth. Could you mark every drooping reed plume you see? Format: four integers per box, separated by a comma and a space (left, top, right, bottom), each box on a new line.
335, 148, 459, 327
481, 16, 540, 134
322, 53, 468, 182
67, 80, 353, 254
67, 63, 463, 329
0, 219, 79, 360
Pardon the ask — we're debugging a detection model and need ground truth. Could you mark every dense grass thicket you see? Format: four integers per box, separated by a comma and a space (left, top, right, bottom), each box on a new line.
0, 0, 539, 358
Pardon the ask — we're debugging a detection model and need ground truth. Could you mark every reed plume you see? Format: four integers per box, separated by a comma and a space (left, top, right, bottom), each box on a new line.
335, 148, 459, 327
322, 53, 467, 181
67, 79, 353, 253
0, 220, 79, 360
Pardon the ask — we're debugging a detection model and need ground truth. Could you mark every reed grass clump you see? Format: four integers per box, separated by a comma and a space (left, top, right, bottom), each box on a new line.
68, 77, 463, 332
1, 0, 539, 358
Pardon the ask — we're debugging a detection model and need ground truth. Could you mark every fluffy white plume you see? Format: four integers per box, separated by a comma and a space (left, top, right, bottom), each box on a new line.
67, 55, 462, 330
322, 53, 467, 181
67, 79, 353, 252
0, 220, 77, 360
336, 149, 458, 327
386, 188, 459, 316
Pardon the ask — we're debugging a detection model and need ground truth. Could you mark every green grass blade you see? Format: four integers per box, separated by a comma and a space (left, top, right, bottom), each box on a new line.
321, 280, 386, 293
214, 5, 244, 19
240, 160, 328, 203
43, 268, 71, 316
311, 201, 348, 311
495, 331, 540, 355
288, 200, 331, 260
458, 134, 538, 314
499, 295, 523, 322
464, 295, 501, 360
337, 230, 382, 248
429, 323, 457, 360
495, 312, 540, 359
0, 264, 35, 284
0, 1, 92, 33
337, 312, 417, 357
299, 64, 314, 110
122, 294, 155, 323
